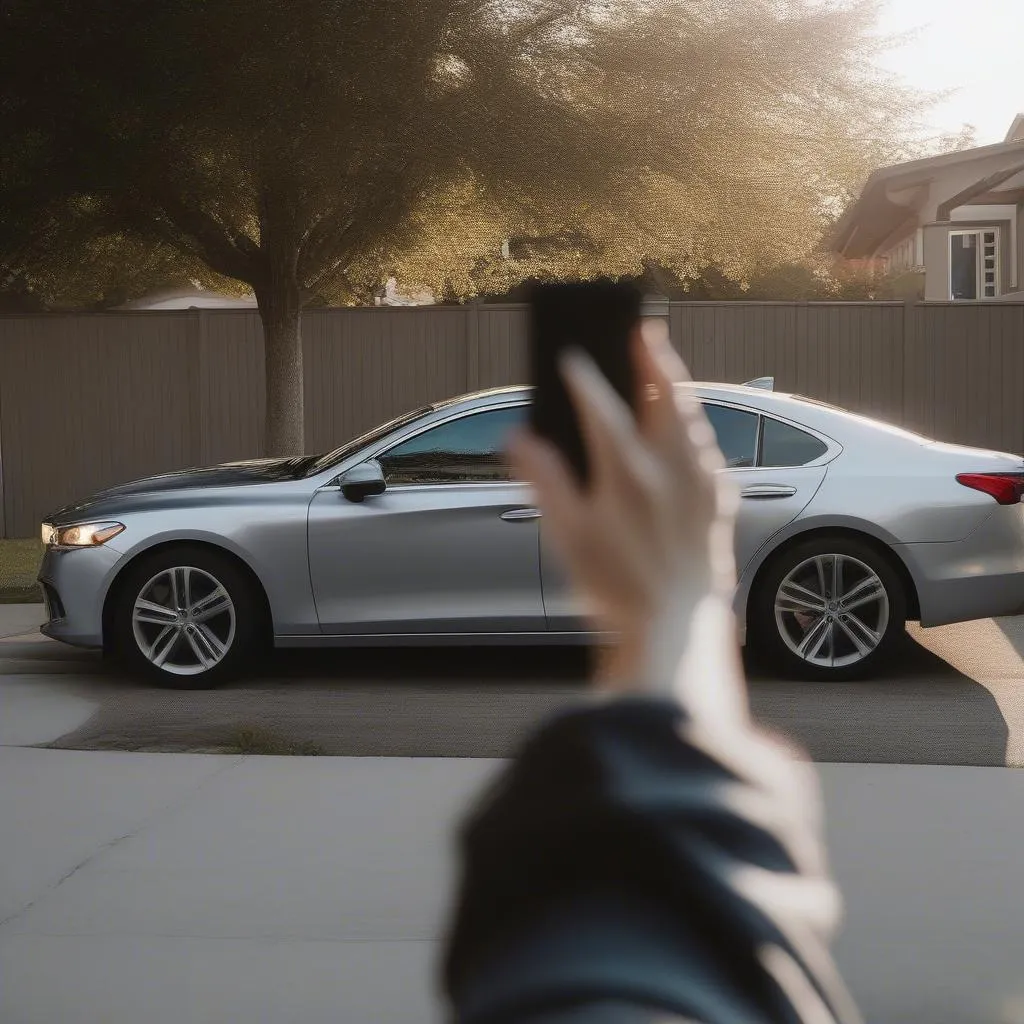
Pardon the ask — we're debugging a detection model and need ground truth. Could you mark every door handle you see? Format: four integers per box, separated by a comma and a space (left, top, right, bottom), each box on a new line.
501, 508, 542, 521
740, 484, 798, 499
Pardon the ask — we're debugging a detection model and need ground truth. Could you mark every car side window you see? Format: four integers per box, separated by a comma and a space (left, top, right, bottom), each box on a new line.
701, 403, 758, 468
760, 417, 828, 467
377, 406, 526, 485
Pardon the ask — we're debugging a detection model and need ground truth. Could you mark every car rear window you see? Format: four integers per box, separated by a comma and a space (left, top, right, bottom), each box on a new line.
760, 418, 828, 467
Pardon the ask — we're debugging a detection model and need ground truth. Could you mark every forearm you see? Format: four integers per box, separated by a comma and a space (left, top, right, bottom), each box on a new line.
444, 696, 857, 1024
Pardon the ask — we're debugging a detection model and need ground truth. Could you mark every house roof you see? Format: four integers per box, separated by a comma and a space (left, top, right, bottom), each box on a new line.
116, 288, 257, 310
830, 120, 1024, 258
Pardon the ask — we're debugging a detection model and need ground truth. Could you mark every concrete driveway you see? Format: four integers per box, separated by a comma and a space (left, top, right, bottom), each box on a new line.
3, 607, 1024, 1024
0, 603, 46, 640
2, 749, 1023, 1024
3, 607, 1024, 764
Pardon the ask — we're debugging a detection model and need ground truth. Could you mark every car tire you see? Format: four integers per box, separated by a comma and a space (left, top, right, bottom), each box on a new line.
111, 545, 263, 689
748, 535, 906, 681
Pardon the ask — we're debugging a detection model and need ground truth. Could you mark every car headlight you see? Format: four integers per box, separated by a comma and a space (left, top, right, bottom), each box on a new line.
41, 522, 125, 547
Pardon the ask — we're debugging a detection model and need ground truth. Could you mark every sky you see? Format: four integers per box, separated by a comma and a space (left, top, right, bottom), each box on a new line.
874, 0, 1023, 146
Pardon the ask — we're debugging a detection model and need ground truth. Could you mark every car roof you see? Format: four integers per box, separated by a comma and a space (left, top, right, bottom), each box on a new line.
442, 382, 929, 445
436, 381, 790, 405
439, 381, 814, 414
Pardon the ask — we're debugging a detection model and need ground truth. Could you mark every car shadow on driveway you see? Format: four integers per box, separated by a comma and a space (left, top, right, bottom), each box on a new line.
5, 627, 1013, 764
260, 643, 591, 685
747, 633, 1011, 767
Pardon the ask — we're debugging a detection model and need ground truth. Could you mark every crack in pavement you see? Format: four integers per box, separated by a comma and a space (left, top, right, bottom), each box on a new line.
0, 755, 246, 931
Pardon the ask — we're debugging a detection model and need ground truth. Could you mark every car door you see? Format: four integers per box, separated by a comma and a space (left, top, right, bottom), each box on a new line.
540, 400, 830, 631
706, 402, 829, 574
307, 403, 546, 635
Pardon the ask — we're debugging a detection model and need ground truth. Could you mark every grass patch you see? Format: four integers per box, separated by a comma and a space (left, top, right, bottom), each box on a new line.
0, 539, 44, 603
228, 726, 325, 756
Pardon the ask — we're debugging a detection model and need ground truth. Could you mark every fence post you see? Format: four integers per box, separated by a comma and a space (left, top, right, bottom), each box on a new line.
466, 302, 481, 391
186, 311, 206, 467
902, 298, 916, 433
641, 293, 670, 326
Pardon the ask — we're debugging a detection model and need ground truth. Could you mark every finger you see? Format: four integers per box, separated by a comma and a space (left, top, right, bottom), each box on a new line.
633, 327, 722, 481
640, 317, 687, 382
634, 325, 681, 442
635, 320, 710, 441
507, 428, 578, 505
560, 348, 641, 489
507, 429, 585, 549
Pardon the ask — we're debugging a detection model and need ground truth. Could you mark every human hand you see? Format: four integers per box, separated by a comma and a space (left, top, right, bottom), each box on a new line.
509, 320, 739, 697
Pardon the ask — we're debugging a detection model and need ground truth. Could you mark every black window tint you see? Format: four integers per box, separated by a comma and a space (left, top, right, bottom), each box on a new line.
950, 233, 978, 300
760, 417, 828, 467
702, 404, 758, 468
379, 407, 525, 484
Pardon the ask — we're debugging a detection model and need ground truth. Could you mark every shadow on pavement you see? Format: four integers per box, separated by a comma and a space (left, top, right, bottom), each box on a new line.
262, 643, 591, 685
748, 633, 1010, 767
5, 627, 1012, 764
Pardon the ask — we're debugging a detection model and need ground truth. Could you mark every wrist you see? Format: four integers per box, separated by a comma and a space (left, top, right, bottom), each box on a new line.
596, 585, 723, 696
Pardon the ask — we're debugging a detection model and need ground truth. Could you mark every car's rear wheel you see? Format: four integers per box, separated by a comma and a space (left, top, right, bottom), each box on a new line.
749, 536, 906, 680
111, 546, 262, 688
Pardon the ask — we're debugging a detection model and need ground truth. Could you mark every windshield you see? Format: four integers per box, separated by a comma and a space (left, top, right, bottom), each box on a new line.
300, 405, 432, 477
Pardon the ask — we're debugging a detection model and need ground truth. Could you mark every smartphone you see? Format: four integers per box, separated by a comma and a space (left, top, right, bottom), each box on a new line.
528, 279, 642, 485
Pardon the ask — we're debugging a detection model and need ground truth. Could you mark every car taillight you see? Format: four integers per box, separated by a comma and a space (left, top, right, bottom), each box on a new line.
956, 472, 1024, 505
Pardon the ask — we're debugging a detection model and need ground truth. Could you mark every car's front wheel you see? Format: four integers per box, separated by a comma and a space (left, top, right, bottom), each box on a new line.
111, 546, 262, 688
748, 536, 906, 680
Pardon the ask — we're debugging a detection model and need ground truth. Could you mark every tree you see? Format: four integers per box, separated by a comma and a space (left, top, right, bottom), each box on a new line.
2, 0, 927, 453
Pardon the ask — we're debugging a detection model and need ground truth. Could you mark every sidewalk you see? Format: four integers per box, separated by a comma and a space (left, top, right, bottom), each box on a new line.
0, 607, 101, 747
2, 747, 1024, 1024
0, 603, 44, 640
0, 749, 480, 1024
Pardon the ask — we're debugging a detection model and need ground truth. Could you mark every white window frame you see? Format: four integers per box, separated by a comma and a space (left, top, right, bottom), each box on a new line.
948, 228, 1000, 301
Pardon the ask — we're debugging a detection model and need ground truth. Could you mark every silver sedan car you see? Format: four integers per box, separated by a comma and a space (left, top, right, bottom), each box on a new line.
39, 382, 1024, 686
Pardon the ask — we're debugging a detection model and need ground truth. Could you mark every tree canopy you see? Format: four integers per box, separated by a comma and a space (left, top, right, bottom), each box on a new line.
2, 0, 931, 453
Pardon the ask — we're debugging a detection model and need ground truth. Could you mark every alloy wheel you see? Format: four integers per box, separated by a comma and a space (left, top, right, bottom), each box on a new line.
131, 566, 236, 676
773, 553, 889, 669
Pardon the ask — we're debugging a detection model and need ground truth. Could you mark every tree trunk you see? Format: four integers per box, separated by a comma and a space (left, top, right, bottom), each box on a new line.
256, 275, 304, 457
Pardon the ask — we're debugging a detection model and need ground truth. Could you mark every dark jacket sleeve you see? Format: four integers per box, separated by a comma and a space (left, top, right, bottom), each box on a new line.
441, 698, 860, 1024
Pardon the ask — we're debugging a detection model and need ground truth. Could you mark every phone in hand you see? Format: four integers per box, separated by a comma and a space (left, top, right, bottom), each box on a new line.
527, 279, 642, 485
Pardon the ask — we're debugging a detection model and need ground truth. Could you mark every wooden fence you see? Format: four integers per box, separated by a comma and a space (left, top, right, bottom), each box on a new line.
1, 301, 1022, 537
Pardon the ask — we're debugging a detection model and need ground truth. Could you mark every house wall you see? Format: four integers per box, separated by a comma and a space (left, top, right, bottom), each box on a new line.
923, 225, 949, 301
1019, 204, 1024, 287
879, 225, 925, 276
884, 234, 918, 273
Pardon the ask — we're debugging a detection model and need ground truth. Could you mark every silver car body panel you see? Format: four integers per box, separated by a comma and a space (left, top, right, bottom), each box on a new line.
38, 382, 1024, 651
308, 481, 545, 634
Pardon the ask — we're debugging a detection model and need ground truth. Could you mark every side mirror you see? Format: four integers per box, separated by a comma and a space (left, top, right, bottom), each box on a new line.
339, 460, 386, 503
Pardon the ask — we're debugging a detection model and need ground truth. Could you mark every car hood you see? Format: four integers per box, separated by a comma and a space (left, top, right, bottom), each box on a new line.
45, 458, 300, 523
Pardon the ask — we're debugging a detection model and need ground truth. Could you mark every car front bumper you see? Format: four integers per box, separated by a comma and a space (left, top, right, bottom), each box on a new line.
38, 543, 126, 648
